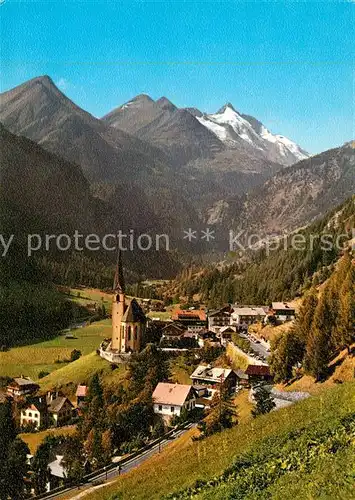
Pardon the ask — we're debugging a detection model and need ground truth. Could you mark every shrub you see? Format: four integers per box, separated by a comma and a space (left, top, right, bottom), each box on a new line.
70, 349, 82, 362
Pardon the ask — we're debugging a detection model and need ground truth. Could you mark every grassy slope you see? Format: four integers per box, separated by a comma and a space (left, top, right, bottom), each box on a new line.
279, 347, 355, 395
66, 287, 113, 314
79, 381, 355, 500
20, 425, 77, 454
0, 319, 112, 379
38, 351, 126, 394
226, 343, 249, 370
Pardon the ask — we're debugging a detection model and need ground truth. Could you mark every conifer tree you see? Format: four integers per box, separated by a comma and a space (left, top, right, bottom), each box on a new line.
251, 385, 276, 417
336, 263, 355, 352
295, 287, 318, 344
305, 286, 333, 380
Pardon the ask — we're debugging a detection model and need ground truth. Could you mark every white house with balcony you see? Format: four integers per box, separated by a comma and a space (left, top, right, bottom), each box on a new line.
152, 383, 196, 420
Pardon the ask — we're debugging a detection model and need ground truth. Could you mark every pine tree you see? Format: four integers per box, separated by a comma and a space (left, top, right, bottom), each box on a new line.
102, 429, 113, 463
85, 428, 104, 469
199, 384, 237, 437
269, 328, 304, 382
62, 434, 85, 483
305, 287, 333, 380
295, 287, 318, 344
0, 400, 29, 500
32, 439, 52, 495
251, 385, 276, 417
334, 256, 355, 352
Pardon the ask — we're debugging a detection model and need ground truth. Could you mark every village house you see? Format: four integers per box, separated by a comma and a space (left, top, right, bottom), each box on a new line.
207, 305, 232, 334
152, 382, 196, 420
219, 325, 236, 346
235, 369, 250, 388
171, 309, 207, 333
196, 330, 217, 347
47, 392, 74, 427
20, 395, 48, 429
47, 455, 66, 491
230, 307, 267, 328
160, 322, 186, 342
244, 365, 273, 385
271, 302, 296, 322
20, 392, 74, 430
190, 365, 237, 392
7, 376, 40, 399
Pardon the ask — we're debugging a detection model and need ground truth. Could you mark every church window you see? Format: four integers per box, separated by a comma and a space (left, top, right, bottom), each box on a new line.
128, 326, 131, 341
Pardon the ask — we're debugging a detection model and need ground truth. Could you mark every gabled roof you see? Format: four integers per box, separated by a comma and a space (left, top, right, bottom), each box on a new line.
220, 326, 236, 334
24, 396, 47, 413
171, 309, 207, 321
245, 365, 271, 376
208, 306, 231, 317
10, 377, 39, 388
197, 329, 216, 337
122, 298, 146, 323
49, 455, 66, 479
162, 323, 185, 333
48, 396, 73, 413
152, 383, 194, 407
233, 307, 266, 316
190, 365, 234, 383
272, 302, 295, 311
235, 369, 249, 380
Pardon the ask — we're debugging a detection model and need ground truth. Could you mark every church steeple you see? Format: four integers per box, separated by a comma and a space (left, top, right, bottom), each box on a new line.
113, 249, 125, 295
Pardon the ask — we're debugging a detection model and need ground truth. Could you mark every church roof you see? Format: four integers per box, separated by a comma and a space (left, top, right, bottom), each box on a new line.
122, 298, 146, 323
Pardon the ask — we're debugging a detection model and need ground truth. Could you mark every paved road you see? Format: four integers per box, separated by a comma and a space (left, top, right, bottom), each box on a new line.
46, 424, 195, 500
238, 331, 270, 361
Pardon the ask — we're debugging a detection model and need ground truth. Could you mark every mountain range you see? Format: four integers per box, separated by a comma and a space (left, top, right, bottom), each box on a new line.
0, 75, 354, 276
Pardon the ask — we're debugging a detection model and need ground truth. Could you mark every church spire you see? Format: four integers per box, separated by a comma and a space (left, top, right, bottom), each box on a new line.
113, 249, 125, 294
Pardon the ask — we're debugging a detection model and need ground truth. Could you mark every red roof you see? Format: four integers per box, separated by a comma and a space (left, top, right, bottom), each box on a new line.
245, 365, 271, 376
172, 309, 206, 321
76, 385, 88, 397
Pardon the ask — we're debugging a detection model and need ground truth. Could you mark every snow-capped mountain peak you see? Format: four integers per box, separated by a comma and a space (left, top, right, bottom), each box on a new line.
195, 103, 309, 166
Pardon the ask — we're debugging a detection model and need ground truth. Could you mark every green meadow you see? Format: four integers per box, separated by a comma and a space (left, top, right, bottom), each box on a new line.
0, 319, 112, 380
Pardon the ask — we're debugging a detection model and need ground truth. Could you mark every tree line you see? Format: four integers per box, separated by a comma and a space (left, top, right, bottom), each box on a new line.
270, 252, 355, 382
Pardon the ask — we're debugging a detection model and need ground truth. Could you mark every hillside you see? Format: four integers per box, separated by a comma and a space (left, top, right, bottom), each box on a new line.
0, 77, 200, 246
175, 195, 355, 307
229, 141, 355, 237
76, 381, 355, 500
0, 124, 180, 281
0, 123, 98, 234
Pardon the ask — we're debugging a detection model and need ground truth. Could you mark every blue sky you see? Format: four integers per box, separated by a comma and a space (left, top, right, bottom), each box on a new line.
1, 1, 354, 154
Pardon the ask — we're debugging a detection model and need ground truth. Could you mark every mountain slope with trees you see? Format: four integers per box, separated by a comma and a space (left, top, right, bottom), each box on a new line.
270, 252, 355, 382
174, 195, 354, 307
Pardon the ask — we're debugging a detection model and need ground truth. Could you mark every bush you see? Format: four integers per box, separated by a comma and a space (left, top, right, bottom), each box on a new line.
38, 370, 50, 379
70, 349, 82, 362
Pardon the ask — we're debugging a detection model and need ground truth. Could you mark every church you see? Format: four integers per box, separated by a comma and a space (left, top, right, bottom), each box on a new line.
100, 252, 146, 362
